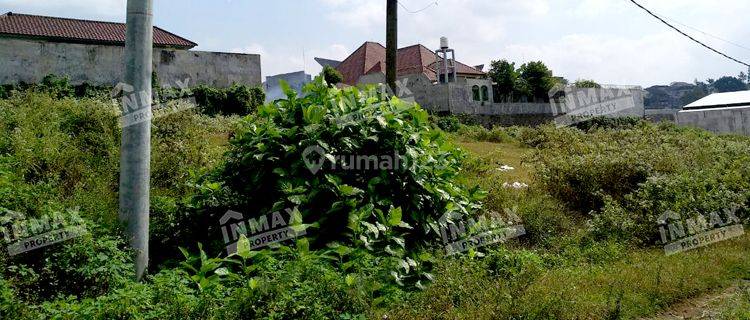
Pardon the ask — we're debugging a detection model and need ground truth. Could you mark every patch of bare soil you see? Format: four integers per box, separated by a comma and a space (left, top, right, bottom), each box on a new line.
643, 281, 749, 320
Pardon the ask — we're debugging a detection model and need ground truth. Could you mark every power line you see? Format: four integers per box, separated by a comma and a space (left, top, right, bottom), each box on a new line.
397, 0, 438, 14
627, 0, 750, 68
653, 11, 750, 53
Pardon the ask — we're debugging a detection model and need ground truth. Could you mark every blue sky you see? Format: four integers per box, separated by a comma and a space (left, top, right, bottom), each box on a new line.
2, 0, 750, 87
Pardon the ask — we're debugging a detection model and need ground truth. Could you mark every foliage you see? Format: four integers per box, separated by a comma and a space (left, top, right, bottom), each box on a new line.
517, 61, 556, 102
487, 59, 559, 102
432, 114, 461, 132
455, 125, 524, 144
712, 75, 748, 93
321, 65, 344, 86
3, 79, 750, 319
179, 77, 482, 288
573, 79, 601, 88
488, 59, 518, 102
525, 122, 750, 244
193, 84, 265, 116
571, 115, 644, 132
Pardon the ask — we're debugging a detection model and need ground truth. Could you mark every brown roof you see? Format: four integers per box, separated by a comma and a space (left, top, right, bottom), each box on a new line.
334, 42, 485, 86
0, 12, 197, 49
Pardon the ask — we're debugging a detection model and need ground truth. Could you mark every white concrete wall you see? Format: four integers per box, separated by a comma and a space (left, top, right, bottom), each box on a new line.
677, 106, 750, 136
0, 38, 261, 88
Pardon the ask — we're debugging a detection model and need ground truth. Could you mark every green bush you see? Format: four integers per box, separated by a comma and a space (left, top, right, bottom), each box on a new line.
571, 115, 645, 132
321, 65, 344, 86
177, 77, 483, 287
526, 122, 750, 244
433, 115, 460, 132
193, 84, 265, 116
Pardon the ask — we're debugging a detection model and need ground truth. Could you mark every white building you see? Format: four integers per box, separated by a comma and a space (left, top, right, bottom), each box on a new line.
677, 90, 750, 136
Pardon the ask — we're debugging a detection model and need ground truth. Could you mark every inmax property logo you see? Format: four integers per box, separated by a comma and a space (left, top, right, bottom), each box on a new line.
0, 207, 87, 256
111, 78, 195, 128
439, 207, 525, 255
548, 85, 641, 126
219, 208, 306, 255
657, 205, 745, 256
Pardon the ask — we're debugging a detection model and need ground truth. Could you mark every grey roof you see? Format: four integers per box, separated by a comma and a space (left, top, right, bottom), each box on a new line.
315, 57, 341, 68
684, 90, 750, 109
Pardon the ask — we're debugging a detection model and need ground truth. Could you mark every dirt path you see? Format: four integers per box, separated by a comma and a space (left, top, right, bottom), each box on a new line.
643, 281, 748, 319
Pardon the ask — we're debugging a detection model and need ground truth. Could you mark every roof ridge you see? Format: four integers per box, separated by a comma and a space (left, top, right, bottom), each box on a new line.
152, 26, 197, 47
3, 11, 125, 26
0, 11, 197, 48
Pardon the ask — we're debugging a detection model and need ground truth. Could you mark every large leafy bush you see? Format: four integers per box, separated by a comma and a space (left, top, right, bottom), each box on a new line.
177, 78, 483, 282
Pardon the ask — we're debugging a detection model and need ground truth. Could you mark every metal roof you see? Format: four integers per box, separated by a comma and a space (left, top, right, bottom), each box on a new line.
684, 90, 750, 110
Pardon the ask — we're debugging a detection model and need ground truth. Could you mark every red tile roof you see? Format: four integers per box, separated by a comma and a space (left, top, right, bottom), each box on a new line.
0, 12, 197, 49
335, 42, 485, 86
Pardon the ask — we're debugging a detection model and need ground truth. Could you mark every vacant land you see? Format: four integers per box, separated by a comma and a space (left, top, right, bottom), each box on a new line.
0, 86, 748, 319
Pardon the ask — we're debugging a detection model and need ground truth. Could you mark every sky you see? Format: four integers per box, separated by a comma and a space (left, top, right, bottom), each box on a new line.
2, 0, 750, 87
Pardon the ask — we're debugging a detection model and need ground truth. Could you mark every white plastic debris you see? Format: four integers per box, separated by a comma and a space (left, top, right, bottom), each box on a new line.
503, 182, 528, 189
496, 165, 515, 172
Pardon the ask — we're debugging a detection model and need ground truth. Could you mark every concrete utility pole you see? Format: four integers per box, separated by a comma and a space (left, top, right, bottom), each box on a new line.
120, 0, 153, 281
386, 0, 398, 93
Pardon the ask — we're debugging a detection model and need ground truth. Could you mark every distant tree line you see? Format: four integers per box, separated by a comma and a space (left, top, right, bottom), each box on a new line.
681, 73, 749, 105
487, 59, 603, 103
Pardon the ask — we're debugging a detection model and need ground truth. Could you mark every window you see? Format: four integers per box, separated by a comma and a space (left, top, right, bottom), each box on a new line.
481, 86, 489, 102
472, 85, 480, 101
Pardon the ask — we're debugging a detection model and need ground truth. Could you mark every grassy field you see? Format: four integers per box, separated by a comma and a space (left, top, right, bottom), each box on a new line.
374, 140, 750, 320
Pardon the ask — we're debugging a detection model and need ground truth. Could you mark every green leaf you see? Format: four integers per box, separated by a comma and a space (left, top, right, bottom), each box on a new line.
248, 278, 260, 290
214, 267, 230, 276
338, 184, 364, 196
235, 234, 252, 260
345, 274, 356, 286
387, 207, 403, 227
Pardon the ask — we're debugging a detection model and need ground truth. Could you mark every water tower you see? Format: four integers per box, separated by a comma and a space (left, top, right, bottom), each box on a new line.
435, 37, 457, 83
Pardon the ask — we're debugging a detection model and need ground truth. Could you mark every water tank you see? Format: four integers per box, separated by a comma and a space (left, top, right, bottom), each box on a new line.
440, 37, 449, 49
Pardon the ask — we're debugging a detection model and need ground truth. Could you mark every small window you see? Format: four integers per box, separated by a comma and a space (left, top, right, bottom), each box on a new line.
481, 86, 489, 102
472, 85, 480, 101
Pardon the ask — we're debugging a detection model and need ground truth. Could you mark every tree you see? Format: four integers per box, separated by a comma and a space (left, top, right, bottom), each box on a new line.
573, 79, 601, 88
517, 61, 555, 102
712, 76, 747, 93
321, 65, 343, 86
738, 71, 748, 84
680, 79, 710, 106
488, 59, 517, 102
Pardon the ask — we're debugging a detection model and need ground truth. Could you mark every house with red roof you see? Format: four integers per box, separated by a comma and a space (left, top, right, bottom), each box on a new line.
0, 12, 260, 87
317, 40, 494, 112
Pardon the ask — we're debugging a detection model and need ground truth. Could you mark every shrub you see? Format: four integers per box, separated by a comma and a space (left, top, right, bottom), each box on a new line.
177, 77, 483, 287
193, 84, 265, 116
38, 74, 75, 98
572, 116, 644, 132
434, 115, 460, 132
219, 257, 371, 319
3, 225, 134, 302
526, 122, 750, 244
321, 65, 344, 86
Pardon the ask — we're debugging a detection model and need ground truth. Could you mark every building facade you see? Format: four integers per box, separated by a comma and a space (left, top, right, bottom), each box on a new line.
0, 12, 261, 87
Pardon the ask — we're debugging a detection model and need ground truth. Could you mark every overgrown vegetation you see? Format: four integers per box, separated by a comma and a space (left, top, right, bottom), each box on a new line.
2, 74, 265, 117
0, 80, 748, 319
